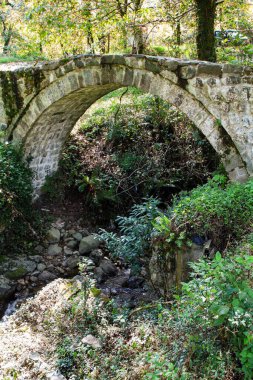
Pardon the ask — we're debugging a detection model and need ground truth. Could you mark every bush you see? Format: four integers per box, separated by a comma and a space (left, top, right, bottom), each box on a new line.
100, 197, 161, 264
0, 142, 37, 254
171, 175, 253, 249
162, 239, 253, 379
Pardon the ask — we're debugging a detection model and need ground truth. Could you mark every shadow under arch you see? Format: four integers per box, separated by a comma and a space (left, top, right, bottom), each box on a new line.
10, 64, 246, 192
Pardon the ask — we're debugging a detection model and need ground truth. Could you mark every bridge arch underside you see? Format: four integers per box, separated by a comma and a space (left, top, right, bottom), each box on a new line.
11, 65, 248, 192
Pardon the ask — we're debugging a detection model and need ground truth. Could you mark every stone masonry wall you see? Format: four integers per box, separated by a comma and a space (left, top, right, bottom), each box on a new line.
0, 55, 252, 191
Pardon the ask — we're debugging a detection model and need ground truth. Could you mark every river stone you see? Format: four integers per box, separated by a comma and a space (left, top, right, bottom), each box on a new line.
38, 271, 57, 282
0, 275, 15, 300
47, 244, 62, 256
35, 245, 44, 254
23, 260, 37, 273
31, 255, 43, 263
89, 249, 104, 265
127, 276, 145, 289
47, 227, 61, 243
5, 266, 28, 280
37, 263, 47, 272
64, 246, 73, 256
79, 235, 101, 255
72, 232, 82, 241
66, 239, 78, 249
99, 259, 117, 277
94, 267, 107, 283
64, 256, 79, 270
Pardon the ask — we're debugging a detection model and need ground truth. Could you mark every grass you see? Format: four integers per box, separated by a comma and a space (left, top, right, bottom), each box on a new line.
0, 55, 46, 64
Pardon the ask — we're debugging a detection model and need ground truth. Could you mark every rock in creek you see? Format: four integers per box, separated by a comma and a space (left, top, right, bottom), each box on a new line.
79, 235, 101, 255
38, 271, 58, 282
99, 259, 117, 277
47, 228, 61, 244
0, 275, 16, 300
47, 244, 62, 256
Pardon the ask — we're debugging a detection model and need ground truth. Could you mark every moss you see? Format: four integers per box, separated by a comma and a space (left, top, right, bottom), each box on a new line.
34, 69, 43, 91
0, 72, 23, 124
5, 266, 28, 280
0, 255, 7, 264
0, 68, 44, 126
216, 121, 238, 156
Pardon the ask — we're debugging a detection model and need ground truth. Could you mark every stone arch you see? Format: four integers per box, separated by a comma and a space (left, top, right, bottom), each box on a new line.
10, 61, 247, 191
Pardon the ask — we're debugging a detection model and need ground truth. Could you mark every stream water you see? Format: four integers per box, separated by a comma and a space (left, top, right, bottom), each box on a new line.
1, 299, 19, 322
1, 297, 28, 323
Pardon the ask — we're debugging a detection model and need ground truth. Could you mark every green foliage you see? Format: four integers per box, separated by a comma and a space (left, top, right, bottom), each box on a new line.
0, 142, 38, 254
171, 175, 253, 248
142, 235, 253, 379
171, 242, 253, 379
50, 89, 218, 214
100, 197, 161, 262
57, 338, 79, 377
144, 353, 191, 379
153, 214, 190, 251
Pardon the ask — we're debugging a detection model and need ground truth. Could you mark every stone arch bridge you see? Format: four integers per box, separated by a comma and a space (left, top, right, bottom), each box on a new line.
0, 54, 253, 191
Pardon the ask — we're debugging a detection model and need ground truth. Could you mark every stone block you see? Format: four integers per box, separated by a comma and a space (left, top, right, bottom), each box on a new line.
197, 63, 222, 76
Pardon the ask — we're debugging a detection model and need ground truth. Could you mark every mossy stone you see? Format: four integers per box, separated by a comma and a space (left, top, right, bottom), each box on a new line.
5, 266, 28, 280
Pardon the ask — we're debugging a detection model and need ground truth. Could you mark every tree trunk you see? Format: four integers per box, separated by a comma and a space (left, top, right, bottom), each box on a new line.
132, 26, 145, 54
87, 25, 95, 54
2, 25, 12, 55
195, 0, 217, 62
98, 35, 106, 54
107, 34, 110, 53
176, 20, 181, 46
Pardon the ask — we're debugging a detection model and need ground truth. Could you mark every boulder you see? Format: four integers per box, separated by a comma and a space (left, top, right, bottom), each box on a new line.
47, 244, 62, 256
46, 371, 67, 380
79, 235, 101, 255
38, 271, 57, 282
37, 263, 47, 272
72, 232, 82, 241
63, 247, 73, 256
94, 267, 107, 284
34, 245, 44, 254
66, 240, 78, 249
64, 256, 79, 270
31, 255, 43, 263
127, 276, 145, 289
47, 227, 61, 243
23, 260, 37, 273
5, 266, 28, 280
89, 249, 104, 265
0, 275, 16, 300
80, 228, 90, 237
99, 259, 117, 277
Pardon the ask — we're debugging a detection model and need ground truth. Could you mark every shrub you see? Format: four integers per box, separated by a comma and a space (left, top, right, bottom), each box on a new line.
100, 197, 161, 263
168, 241, 253, 379
171, 175, 253, 249
0, 142, 37, 254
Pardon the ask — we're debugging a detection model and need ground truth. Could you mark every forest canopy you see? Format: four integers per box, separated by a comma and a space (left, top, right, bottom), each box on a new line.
0, 0, 253, 62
